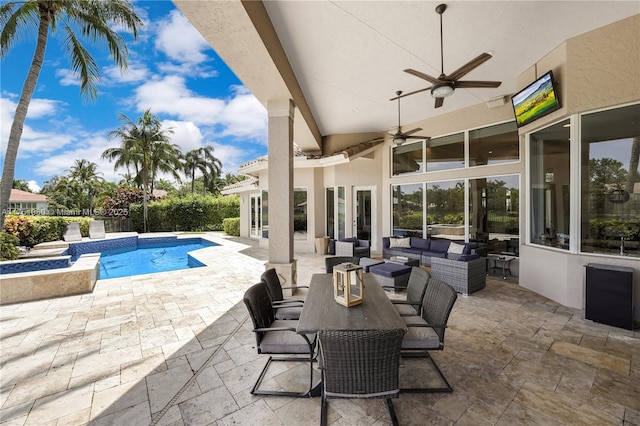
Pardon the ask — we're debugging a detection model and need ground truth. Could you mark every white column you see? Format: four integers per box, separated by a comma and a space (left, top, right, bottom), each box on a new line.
266, 99, 297, 291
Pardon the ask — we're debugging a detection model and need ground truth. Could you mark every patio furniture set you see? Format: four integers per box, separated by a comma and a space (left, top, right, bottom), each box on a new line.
242, 267, 458, 425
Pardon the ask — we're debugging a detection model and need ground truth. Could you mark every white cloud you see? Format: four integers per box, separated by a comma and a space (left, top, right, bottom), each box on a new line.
161, 120, 203, 152
134, 76, 267, 142
155, 10, 210, 65
35, 134, 121, 182
27, 180, 41, 192
210, 142, 256, 175
1, 95, 71, 156
55, 68, 80, 87
104, 62, 150, 83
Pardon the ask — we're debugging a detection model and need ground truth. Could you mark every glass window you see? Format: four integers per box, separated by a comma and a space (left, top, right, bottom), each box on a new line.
469, 122, 519, 166
293, 188, 307, 240
580, 104, 640, 258
261, 190, 268, 238
392, 140, 424, 175
469, 175, 519, 254
392, 183, 423, 237
426, 132, 464, 172
326, 188, 335, 239
530, 119, 570, 249
426, 180, 465, 240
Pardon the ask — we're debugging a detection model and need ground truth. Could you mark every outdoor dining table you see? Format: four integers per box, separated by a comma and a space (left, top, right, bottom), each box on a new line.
296, 273, 407, 334
297, 273, 408, 397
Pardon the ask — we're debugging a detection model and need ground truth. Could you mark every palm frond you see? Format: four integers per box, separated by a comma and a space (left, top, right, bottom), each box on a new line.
0, 2, 39, 58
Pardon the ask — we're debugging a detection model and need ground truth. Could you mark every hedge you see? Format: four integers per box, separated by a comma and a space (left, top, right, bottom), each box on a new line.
129, 195, 240, 232
2, 215, 92, 247
1, 233, 19, 260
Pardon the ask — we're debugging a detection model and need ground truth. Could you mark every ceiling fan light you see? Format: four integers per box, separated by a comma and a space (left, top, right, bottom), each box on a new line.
393, 134, 406, 145
431, 81, 455, 98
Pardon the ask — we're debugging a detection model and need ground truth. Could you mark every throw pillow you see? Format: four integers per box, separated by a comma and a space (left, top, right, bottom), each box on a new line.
389, 237, 411, 248
447, 243, 465, 254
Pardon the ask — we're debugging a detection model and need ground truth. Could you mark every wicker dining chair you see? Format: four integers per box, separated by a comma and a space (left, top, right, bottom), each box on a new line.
318, 329, 406, 426
324, 256, 359, 273
383, 267, 430, 317
400, 278, 457, 393
261, 268, 306, 320
243, 283, 316, 397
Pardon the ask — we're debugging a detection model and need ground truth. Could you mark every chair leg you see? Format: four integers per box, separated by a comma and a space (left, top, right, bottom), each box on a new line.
400, 351, 453, 393
320, 390, 328, 426
251, 354, 315, 397
386, 398, 399, 426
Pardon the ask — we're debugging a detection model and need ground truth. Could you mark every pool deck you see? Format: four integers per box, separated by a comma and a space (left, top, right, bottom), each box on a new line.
0, 232, 638, 425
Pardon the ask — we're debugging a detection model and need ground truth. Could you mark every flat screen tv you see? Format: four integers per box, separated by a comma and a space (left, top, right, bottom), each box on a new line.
511, 70, 560, 128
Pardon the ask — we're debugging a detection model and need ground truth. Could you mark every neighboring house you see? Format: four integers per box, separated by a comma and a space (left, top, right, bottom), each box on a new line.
185, 2, 639, 321
7, 189, 49, 214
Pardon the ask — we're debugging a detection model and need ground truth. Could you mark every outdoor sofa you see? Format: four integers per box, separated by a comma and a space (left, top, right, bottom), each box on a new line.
382, 236, 480, 267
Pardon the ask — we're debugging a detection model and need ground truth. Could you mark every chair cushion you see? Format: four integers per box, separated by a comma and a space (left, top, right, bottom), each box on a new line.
401, 316, 441, 349
341, 237, 359, 246
429, 239, 451, 253
259, 320, 315, 354
274, 305, 303, 320
411, 237, 430, 250
369, 263, 412, 277
359, 257, 384, 272
394, 304, 419, 316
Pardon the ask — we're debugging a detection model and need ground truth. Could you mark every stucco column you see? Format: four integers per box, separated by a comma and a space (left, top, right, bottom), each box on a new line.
266, 99, 297, 291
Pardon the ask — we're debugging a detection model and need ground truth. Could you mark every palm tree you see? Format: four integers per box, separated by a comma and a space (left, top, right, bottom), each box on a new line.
105, 109, 175, 232
148, 141, 182, 195
182, 146, 222, 195
68, 159, 104, 211
0, 0, 142, 225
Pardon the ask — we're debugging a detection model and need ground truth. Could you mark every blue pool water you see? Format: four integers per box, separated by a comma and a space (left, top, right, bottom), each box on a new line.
99, 240, 213, 279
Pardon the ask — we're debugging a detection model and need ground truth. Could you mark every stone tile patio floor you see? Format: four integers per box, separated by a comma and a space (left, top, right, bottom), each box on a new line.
1, 233, 639, 425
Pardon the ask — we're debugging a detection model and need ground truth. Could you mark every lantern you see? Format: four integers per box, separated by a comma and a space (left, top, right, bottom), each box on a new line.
332, 263, 364, 307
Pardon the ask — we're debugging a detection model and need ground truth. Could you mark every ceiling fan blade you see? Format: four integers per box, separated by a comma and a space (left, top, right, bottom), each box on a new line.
447, 52, 493, 81
404, 69, 440, 84
406, 135, 430, 140
403, 127, 423, 136
455, 80, 502, 88
434, 97, 444, 108
390, 86, 432, 101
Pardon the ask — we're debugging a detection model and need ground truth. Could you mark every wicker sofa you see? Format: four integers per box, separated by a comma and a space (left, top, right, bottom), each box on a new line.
382, 236, 479, 267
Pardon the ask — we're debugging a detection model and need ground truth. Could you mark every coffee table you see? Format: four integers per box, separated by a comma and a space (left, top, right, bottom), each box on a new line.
388, 256, 420, 267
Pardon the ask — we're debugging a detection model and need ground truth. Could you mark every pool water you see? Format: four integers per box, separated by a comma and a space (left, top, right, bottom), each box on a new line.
99, 241, 212, 279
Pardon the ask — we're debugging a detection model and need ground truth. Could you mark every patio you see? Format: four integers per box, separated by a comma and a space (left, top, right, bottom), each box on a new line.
0, 233, 638, 425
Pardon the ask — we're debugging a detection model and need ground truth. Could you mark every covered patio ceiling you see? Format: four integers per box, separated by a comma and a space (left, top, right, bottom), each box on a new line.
174, 1, 639, 151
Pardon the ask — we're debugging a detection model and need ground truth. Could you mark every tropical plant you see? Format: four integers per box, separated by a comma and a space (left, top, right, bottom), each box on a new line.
182, 146, 222, 195
0, 0, 142, 225
104, 109, 176, 232
0, 232, 19, 260
68, 159, 105, 211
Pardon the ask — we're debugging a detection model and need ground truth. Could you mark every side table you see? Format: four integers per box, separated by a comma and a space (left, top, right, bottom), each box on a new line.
487, 254, 516, 279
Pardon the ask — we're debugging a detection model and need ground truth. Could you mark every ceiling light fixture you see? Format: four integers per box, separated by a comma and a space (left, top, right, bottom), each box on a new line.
393, 135, 407, 145
431, 81, 455, 98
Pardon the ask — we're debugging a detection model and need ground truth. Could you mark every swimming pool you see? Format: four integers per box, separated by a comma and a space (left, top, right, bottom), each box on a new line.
98, 238, 215, 279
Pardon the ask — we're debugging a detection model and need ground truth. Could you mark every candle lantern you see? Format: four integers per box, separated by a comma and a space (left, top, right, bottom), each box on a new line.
332, 263, 364, 307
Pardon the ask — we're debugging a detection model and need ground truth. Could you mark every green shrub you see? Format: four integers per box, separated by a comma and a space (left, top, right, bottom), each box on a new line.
223, 217, 240, 236
129, 195, 240, 232
3, 215, 92, 247
0, 232, 20, 261
398, 213, 423, 229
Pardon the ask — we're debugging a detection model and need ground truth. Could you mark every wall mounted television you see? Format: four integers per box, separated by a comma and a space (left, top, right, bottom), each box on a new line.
511, 70, 561, 128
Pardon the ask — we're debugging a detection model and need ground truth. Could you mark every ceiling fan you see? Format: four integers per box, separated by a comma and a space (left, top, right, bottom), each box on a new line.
393, 3, 502, 108
389, 90, 429, 145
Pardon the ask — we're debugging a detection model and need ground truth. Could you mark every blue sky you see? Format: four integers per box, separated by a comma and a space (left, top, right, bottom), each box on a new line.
1, 1, 268, 192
